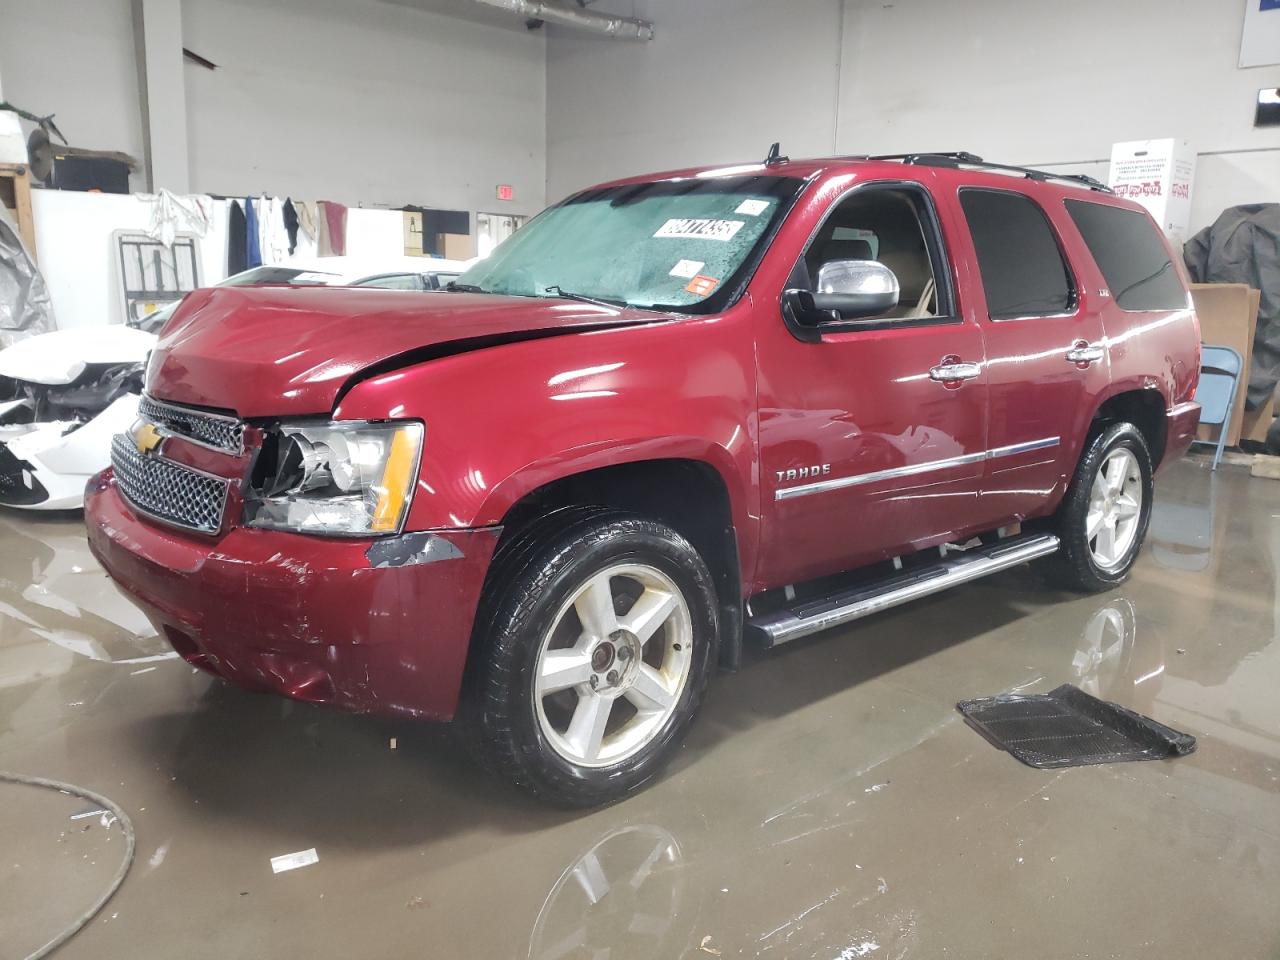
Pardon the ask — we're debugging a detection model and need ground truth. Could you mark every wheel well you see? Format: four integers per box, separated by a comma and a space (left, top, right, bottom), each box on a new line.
495, 459, 744, 670
1094, 390, 1166, 466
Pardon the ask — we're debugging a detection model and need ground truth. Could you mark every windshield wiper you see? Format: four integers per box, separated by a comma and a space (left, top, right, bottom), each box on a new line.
444, 281, 487, 293
544, 285, 624, 310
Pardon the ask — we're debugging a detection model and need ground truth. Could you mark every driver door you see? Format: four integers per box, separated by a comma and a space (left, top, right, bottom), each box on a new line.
754, 180, 990, 588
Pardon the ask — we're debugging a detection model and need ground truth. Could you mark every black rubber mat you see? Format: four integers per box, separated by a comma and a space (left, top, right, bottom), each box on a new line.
956, 683, 1196, 768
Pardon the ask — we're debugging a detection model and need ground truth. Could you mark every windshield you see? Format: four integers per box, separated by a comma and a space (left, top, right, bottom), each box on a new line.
456, 175, 802, 312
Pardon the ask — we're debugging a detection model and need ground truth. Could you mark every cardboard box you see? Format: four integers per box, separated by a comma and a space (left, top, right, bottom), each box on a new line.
1239, 289, 1274, 445
440, 232, 473, 260
1108, 139, 1196, 243
1191, 283, 1259, 447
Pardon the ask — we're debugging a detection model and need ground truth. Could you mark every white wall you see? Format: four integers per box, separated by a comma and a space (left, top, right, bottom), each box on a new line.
546, 0, 1280, 236
0, 0, 546, 215
30, 191, 226, 330
837, 0, 1280, 236
545, 0, 844, 203
0, 0, 146, 188
182, 0, 547, 216
30, 191, 412, 329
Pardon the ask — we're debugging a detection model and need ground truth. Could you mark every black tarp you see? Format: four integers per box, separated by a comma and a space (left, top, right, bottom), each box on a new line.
1184, 204, 1280, 408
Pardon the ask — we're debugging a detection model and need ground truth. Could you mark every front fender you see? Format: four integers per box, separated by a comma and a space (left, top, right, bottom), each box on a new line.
474, 433, 751, 529
333, 307, 759, 550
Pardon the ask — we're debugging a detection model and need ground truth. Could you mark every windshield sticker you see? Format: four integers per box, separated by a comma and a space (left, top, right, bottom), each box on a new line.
685, 275, 719, 297
735, 198, 771, 216
669, 259, 705, 279
653, 218, 745, 242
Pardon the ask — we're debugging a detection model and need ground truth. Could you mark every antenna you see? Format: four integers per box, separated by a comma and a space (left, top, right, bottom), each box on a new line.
764, 142, 788, 165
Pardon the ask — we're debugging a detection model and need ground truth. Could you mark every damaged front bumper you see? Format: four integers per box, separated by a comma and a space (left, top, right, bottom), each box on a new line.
85, 472, 500, 720
0, 394, 140, 509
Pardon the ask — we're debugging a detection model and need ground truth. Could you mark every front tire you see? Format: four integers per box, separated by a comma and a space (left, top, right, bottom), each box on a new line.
1042, 421, 1153, 592
471, 510, 717, 807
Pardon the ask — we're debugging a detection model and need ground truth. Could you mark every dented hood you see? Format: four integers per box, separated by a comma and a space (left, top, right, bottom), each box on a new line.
147, 286, 667, 417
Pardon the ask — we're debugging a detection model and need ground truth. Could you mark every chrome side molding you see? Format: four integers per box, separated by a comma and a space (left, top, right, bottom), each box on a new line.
745, 532, 1061, 647
775, 436, 1060, 501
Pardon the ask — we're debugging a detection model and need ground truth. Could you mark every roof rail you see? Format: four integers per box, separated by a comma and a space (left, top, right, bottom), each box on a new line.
858, 151, 1112, 193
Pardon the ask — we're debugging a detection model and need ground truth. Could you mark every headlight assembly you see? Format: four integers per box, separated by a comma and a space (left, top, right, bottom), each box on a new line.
244, 420, 423, 536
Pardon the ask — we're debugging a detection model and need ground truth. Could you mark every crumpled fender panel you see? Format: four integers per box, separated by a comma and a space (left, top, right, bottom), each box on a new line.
0, 394, 140, 509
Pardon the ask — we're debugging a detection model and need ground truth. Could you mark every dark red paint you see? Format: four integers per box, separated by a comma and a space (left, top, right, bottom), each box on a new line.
86, 156, 1201, 720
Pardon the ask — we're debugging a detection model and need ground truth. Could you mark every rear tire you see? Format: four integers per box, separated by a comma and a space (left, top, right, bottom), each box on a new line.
470, 509, 718, 807
1040, 421, 1153, 593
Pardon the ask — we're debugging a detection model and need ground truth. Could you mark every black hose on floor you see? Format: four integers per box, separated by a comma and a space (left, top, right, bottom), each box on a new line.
0, 772, 135, 960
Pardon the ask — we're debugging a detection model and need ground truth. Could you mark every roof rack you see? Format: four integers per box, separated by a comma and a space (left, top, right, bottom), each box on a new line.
857, 151, 1112, 193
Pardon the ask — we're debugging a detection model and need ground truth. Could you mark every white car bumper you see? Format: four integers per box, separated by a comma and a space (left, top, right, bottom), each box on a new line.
0, 394, 140, 510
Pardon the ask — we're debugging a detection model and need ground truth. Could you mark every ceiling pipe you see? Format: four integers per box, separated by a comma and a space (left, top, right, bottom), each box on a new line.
470, 0, 654, 40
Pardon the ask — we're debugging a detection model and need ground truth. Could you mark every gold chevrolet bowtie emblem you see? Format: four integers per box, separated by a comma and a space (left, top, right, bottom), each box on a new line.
133, 421, 163, 455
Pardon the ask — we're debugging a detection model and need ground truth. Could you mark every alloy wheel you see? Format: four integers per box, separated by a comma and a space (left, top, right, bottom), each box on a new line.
1086, 447, 1143, 570
533, 563, 693, 768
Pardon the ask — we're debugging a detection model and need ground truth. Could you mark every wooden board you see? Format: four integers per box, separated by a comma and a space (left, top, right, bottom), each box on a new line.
0, 162, 36, 261
1250, 454, 1280, 480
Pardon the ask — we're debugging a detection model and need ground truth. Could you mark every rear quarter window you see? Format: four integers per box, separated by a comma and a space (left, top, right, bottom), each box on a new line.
1064, 200, 1188, 311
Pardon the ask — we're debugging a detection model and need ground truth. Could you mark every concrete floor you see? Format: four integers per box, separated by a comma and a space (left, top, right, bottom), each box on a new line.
1, 455, 1277, 959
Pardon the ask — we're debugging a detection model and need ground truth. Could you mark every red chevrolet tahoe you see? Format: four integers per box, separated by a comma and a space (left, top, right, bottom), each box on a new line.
86, 151, 1200, 805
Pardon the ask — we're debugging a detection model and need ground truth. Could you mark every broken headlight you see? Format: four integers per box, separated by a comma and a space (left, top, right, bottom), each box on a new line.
244, 420, 423, 536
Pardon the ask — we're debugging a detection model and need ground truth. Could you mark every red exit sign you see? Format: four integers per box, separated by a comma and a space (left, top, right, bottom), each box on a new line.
496, 184, 514, 201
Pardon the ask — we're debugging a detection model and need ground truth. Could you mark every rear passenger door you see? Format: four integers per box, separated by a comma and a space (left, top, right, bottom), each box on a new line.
951, 186, 1108, 525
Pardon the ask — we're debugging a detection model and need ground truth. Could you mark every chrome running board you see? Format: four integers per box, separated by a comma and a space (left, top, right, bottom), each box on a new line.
745, 533, 1060, 648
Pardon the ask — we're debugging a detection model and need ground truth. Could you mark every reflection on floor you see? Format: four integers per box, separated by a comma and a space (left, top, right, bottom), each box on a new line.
1, 456, 1278, 959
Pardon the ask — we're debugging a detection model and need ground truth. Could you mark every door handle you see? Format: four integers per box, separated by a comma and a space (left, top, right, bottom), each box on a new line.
929, 361, 982, 383
1065, 342, 1105, 365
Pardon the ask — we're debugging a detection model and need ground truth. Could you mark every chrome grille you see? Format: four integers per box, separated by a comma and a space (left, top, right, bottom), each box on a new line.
110, 434, 229, 534
138, 395, 244, 453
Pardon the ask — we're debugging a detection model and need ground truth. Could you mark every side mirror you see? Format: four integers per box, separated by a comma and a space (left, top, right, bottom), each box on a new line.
813, 259, 900, 318
781, 260, 900, 342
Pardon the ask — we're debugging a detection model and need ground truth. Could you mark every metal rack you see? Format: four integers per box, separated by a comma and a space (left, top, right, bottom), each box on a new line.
856, 151, 1112, 193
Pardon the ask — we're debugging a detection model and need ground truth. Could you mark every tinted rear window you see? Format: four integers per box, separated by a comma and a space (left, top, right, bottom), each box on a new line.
1065, 200, 1187, 311
959, 189, 1074, 319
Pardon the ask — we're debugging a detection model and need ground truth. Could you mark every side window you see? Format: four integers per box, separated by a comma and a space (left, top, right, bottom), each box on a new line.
799, 186, 948, 322
1064, 200, 1187, 311
959, 189, 1074, 319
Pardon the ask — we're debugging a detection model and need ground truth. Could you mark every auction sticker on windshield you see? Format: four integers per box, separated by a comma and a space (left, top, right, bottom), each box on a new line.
669, 259, 705, 279
735, 198, 771, 216
654, 219, 745, 242
685, 275, 719, 297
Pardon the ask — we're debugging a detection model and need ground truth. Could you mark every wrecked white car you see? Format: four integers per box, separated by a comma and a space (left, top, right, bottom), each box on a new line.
0, 324, 154, 509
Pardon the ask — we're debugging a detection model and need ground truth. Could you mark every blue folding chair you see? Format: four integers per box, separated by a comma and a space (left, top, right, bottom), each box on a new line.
1191, 344, 1244, 470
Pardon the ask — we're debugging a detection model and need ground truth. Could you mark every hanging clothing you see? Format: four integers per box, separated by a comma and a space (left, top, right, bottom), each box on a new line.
283, 199, 299, 255
227, 199, 248, 275
318, 200, 348, 256
295, 200, 318, 243
292, 211, 318, 260
244, 196, 262, 268
138, 190, 213, 248
258, 196, 290, 265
